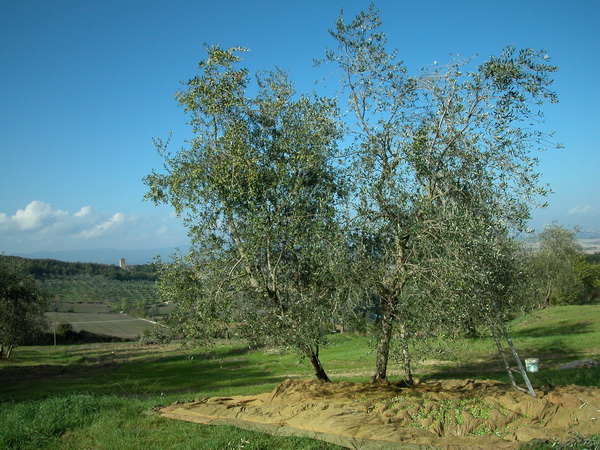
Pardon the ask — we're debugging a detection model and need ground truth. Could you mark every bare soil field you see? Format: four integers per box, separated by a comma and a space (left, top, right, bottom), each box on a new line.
160, 378, 600, 449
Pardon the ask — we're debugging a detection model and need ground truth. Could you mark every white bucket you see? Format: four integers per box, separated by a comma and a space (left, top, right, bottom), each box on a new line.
524, 358, 539, 373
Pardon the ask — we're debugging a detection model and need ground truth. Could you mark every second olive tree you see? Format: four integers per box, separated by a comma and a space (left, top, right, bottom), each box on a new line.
321, 6, 560, 382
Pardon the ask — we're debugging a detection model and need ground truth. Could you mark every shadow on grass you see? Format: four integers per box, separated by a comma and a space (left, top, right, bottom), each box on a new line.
512, 339, 588, 360
419, 362, 600, 391
510, 321, 595, 338
56, 341, 252, 363
416, 355, 509, 382
0, 344, 285, 402
415, 336, 599, 388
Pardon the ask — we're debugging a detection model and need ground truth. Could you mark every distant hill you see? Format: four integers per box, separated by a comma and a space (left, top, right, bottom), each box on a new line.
9, 246, 189, 265
577, 230, 600, 240
4, 256, 158, 281
577, 230, 600, 254
521, 230, 600, 255
1, 255, 165, 319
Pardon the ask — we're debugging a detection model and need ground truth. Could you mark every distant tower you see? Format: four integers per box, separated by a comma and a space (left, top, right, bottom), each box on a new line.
119, 258, 126, 269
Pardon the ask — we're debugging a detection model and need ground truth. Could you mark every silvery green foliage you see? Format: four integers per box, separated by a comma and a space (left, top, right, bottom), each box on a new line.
321, 6, 559, 381
525, 224, 585, 307
145, 46, 346, 380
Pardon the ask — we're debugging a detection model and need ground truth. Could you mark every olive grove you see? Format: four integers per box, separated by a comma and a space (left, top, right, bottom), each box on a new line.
525, 224, 599, 307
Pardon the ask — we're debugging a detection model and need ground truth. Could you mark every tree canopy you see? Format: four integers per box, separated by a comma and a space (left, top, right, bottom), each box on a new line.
0, 255, 50, 359
525, 224, 599, 307
146, 6, 561, 384
320, 5, 559, 382
145, 46, 347, 381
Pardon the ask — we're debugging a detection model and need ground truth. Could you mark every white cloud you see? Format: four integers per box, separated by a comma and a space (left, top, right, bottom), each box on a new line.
78, 212, 125, 239
0, 201, 188, 253
568, 205, 595, 215
74, 206, 92, 218
155, 226, 169, 236
0, 200, 68, 231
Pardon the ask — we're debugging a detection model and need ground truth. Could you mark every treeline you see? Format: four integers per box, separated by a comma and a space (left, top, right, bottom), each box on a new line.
6, 256, 158, 282
24, 324, 130, 346
586, 253, 600, 264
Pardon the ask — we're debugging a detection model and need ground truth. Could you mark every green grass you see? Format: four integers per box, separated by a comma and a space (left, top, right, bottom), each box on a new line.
519, 433, 600, 450
509, 305, 600, 360
45, 312, 159, 339
0, 393, 335, 449
1, 305, 599, 449
0, 343, 338, 449
0, 342, 313, 402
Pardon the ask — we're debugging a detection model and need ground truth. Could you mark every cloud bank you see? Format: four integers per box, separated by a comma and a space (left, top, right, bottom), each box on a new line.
0, 201, 187, 253
567, 205, 595, 215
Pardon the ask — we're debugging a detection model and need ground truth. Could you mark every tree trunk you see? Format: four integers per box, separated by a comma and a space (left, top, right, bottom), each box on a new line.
399, 322, 413, 384
306, 346, 330, 382
463, 316, 478, 338
542, 283, 552, 308
372, 300, 394, 383
5, 344, 14, 359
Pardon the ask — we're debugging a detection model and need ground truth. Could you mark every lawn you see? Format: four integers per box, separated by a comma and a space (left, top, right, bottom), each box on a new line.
1, 305, 599, 449
45, 312, 159, 339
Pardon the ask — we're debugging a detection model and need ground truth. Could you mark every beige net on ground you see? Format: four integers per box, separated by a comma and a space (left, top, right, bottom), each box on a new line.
160, 379, 600, 449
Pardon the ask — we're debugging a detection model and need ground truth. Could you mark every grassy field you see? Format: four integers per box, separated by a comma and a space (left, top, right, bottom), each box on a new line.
45, 312, 160, 339
1, 305, 599, 449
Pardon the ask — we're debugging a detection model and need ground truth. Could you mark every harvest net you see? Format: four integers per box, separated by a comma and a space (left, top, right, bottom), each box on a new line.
160, 379, 600, 449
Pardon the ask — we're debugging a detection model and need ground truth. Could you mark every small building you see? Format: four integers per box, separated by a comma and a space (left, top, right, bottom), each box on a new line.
119, 258, 126, 269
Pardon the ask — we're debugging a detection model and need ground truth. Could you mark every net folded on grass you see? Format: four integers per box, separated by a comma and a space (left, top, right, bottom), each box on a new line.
160, 379, 600, 449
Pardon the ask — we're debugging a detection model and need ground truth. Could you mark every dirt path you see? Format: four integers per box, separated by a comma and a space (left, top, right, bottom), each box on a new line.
160, 378, 600, 449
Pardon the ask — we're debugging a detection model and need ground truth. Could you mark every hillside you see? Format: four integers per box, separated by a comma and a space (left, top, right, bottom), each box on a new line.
8, 247, 188, 265
43, 275, 161, 314
8, 256, 163, 317
19, 257, 158, 281
45, 312, 160, 340
6, 256, 166, 339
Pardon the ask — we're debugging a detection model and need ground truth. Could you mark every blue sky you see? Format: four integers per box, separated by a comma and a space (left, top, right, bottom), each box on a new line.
1, 0, 599, 256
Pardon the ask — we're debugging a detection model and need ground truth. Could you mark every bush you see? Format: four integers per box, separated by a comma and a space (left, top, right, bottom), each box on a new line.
55, 322, 74, 338
139, 328, 171, 345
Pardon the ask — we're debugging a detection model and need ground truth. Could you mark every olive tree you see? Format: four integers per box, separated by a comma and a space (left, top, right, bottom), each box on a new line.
144, 46, 346, 381
526, 223, 585, 307
0, 256, 50, 359
321, 6, 559, 382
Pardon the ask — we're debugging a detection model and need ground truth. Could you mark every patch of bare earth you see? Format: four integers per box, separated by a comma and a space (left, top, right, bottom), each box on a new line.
160, 378, 600, 449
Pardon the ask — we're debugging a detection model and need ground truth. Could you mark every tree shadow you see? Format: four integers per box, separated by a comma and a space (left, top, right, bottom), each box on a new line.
414, 333, 593, 385
509, 321, 595, 338
0, 343, 285, 402
416, 356, 512, 382
515, 338, 582, 358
